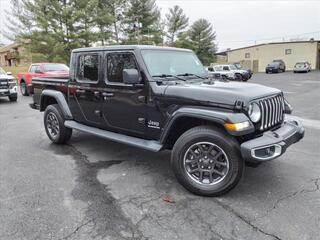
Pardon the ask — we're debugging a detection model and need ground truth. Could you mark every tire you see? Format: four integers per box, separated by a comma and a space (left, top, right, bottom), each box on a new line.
171, 126, 244, 197
44, 104, 72, 144
9, 95, 17, 102
235, 73, 242, 81
20, 81, 29, 96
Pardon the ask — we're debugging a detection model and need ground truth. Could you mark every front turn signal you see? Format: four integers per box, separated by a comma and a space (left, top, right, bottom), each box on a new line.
224, 121, 251, 131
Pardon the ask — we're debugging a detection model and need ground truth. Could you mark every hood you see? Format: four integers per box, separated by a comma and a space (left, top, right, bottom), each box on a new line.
0, 74, 15, 80
164, 81, 281, 106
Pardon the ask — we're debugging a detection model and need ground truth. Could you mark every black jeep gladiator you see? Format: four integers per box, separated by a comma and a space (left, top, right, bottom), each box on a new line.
30, 45, 304, 196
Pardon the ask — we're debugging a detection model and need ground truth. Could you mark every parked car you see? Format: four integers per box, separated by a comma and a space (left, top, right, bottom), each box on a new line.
213, 64, 250, 81
232, 63, 253, 79
30, 45, 304, 197
0, 67, 18, 102
266, 61, 285, 73
17, 63, 69, 96
293, 61, 311, 73
205, 66, 232, 79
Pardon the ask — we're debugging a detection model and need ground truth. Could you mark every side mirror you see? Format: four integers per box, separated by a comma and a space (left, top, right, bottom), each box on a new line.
7, 72, 12, 75
123, 69, 140, 84
208, 67, 214, 72
35, 70, 42, 74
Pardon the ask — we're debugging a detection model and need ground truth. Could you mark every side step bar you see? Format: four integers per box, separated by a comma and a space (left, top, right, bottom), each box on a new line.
64, 120, 163, 152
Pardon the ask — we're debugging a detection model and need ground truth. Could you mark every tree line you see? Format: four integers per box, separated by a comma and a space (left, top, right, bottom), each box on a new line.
6, 0, 217, 65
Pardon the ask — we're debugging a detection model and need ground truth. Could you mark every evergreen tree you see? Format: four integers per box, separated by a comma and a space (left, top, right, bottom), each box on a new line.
165, 5, 188, 46
106, 0, 127, 44
124, 0, 162, 45
188, 19, 216, 65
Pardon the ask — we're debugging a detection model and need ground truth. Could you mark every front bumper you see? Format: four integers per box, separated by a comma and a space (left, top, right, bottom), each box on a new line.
0, 85, 17, 97
241, 119, 304, 162
294, 68, 308, 72
266, 68, 278, 73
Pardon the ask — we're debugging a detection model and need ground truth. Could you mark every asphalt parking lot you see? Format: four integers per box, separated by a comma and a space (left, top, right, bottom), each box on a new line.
0, 71, 319, 240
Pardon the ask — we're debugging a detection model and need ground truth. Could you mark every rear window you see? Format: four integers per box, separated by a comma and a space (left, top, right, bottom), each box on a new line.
43, 64, 69, 72
77, 54, 99, 82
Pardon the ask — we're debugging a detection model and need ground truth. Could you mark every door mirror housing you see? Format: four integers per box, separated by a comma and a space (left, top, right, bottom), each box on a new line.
123, 69, 140, 84
6, 72, 12, 75
35, 69, 42, 74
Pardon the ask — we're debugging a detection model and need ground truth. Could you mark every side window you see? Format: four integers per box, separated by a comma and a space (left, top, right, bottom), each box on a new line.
34, 65, 41, 73
106, 53, 138, 83
77, 54, 99, 81
29, 65, 38, 73
223, 66, 229, 71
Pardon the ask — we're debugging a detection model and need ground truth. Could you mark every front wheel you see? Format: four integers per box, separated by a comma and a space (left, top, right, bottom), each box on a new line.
171, 126, 244, 196
20, 81, 29, 96
44, 104, 72, 144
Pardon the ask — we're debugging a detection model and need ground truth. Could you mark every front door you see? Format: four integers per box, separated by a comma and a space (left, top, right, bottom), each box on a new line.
68, 52, 103, 127
100, 51, 147, 136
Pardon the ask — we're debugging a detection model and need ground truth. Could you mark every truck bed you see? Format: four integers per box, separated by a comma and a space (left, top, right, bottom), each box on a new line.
32, 76, 70, 107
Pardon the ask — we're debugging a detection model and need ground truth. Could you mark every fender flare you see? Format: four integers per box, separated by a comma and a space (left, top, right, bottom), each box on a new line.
160, 107, 254, 143
40, 89, 73, 119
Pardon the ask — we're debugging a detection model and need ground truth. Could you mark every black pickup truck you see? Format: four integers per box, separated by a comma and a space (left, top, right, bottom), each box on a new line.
30, 45, 304, 196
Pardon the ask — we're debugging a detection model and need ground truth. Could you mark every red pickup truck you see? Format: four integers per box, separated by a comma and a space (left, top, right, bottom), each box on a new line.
17, 63, 69, 96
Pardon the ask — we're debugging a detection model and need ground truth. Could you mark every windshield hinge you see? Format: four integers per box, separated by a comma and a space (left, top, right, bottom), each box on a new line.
234, 100, 244, 110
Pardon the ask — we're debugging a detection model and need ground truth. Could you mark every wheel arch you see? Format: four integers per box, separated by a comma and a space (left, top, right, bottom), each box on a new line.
40, 90, 73, 119
160, 107, 252, 149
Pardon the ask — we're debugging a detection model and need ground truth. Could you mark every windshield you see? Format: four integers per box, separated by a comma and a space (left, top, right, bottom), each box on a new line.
43, 64, 69, 72
229, 65, 237, 70
0, 67, 6, 75
269, 62, 280, 67
141, 50, 206, 77
234, 63, 241, 69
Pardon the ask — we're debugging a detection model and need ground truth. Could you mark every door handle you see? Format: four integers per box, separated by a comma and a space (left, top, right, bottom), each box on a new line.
76, 89, 85, 93
102, 92, 114, 97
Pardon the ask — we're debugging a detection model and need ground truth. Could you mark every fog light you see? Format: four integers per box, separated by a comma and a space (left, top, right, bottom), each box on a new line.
251, 144, 282, 160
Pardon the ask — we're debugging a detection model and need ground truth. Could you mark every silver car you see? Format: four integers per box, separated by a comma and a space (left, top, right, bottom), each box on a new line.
0, 67, 18, 101
293, 62, 311, 73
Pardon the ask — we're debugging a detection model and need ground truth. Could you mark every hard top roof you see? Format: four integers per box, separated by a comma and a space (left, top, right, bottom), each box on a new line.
72, 45, 192, 53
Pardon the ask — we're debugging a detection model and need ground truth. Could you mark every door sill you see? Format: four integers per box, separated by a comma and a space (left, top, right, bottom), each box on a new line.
64, 120, 163, 152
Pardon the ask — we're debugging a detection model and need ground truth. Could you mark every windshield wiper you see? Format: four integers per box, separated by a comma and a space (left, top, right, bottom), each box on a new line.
177, 73, 208, 80
152, 74, 186, 81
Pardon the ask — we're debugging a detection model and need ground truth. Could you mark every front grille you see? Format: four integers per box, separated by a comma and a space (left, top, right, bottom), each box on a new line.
0, 80, 9, 89
259, 94, 285, 131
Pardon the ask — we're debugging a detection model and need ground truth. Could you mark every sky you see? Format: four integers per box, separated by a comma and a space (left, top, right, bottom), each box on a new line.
1, 0, 320, 51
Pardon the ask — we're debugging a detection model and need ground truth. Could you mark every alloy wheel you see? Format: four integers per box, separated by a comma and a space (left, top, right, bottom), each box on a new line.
46, 112, 60, 139
183, 142, 230, 185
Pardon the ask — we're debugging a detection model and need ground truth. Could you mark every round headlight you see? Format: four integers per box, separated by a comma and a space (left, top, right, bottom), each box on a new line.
248, 102, 261, 123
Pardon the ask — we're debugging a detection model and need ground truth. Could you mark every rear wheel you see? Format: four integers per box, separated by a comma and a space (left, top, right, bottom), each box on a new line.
171, 126, 244, 196
20, 81, 29, 96
44, 104, 72, 144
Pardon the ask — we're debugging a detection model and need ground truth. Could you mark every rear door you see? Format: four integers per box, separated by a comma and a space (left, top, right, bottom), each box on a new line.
100, 51, 147, 136
68, 52, 103, 127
